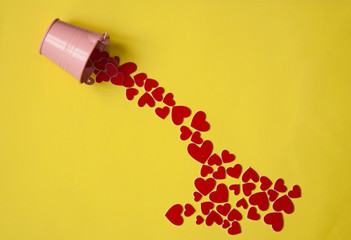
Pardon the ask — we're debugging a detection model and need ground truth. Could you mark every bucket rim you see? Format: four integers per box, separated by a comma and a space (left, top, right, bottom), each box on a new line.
39, 18, 60, 55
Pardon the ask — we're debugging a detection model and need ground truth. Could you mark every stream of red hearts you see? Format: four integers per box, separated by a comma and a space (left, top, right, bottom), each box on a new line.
87, 49, 302, 235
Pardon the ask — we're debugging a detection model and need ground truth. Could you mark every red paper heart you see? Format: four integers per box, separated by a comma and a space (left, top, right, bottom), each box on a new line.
260, 176, 273, 191
248, 191, 269, 211
243, 182, 256, 197
200, 165, 214, 178
201, 201, 214, 215
165, 204, 184, 226
222, 220, 230, 229
107, 57, 119, 68
126, 88, 138, 101
196, 215, 204, 225
227, 164, 242, 178
191, 111, 210, 132
191, 131, 203, 144
228, 221, 241, 235
163, 93, 176, 106
113, 56, 120, 64
205, 210, 223, 226
208, 154, 222, 166
236, 198, 248, 209
267, 189, 279, 202
274, 178, 287, 193
209, 183, 229, 203
247, 207, 260, 221
264, 212, 284, 232
221, 150, 235, 163
242, 167, 259, 183
171, 106, 191, 125
216, 203, 231, 216
144, 78, 159, 92
212, 166, 226, 180
118, 62, 137, 75
93, 58, 108, 71
187, 140, 213, 164
179, 126, 192, 141
184, 204, 196, 217
133, 73, 147, 87
106, 63, 118, 76
111, 72, 124, 85
193, 192, 202, 202
227, 208, 243, 221
194, 177, 216, 196
273, 195, 294, 214
90, 49, 109, 62
155, 106, 170, 119
151, 87, 165, 101
288, 185, 301, 198
229, 184, 240, 195
138, 92, 155, 108
96, 71, 110, 83
123, 75, 135, 88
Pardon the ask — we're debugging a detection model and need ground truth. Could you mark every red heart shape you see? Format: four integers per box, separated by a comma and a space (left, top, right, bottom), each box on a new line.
205, 210, 223, 226
247, 207, 260, 221
163, 93, 176, 106
209, 183, 228, 203
227, 164, 242, 178
118, 62, 137, 75
151, 87, 165, 101
274, 178, 287, 193
288, 185, 301, 198
191, 111, 210, 132
191, 131, 203, 144
171, 106, 191, 125
155, 106, 170, 119
187, 140, 213, 164
229, 184, 240, 195
196, 215, 204, 225
236, 198, 248, 209
227, 221, 241, 235
111, 72, 124, 85
123, 75, 135, 88
201, 201, 214, 215
194, 177, 216, 196
126, 88, 138, 101
106, 63, 118, 77
113, 56, 120, 64
184, 204, 196, 217
208, 153, 222, 166
144, 78, 159, 92
264, 212, 284, 232
267, 189, 279, 202
227, 208, 242, 221
242, 182, 256, 197
273, 195, 294, 214
165, 204, 184, 226
200, 165, 214, 178
93, 58, 108, 71
138, 92, 155, 108
248, 191, 269, 211
242, 167, 259, 183
212, 166, 226, 180
221, 150, 235, 163
216, 203, 231, 216
179, 126, 192, 141
222, 219, 230, 229
90, 49, 109, 62
107, 57, 119, 68
193, 192, 202, 202
96, 71, 110, 83
133, 73, 147, 87
260, 176, 273, 191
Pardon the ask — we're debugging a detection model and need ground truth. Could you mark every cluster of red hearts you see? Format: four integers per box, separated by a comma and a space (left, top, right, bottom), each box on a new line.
88, 49, 302, 236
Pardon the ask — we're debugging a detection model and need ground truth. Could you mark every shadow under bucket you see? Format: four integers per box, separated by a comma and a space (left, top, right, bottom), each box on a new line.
39, 18, 110, 84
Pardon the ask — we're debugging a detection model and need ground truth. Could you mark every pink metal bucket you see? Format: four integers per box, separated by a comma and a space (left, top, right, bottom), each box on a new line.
39, 18, 110, 83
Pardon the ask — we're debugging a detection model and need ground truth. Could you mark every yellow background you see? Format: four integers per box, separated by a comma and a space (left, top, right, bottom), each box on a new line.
1, 0, 351, 239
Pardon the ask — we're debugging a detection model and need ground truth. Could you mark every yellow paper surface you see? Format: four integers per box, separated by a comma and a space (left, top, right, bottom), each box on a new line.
0, 0, 350, 239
